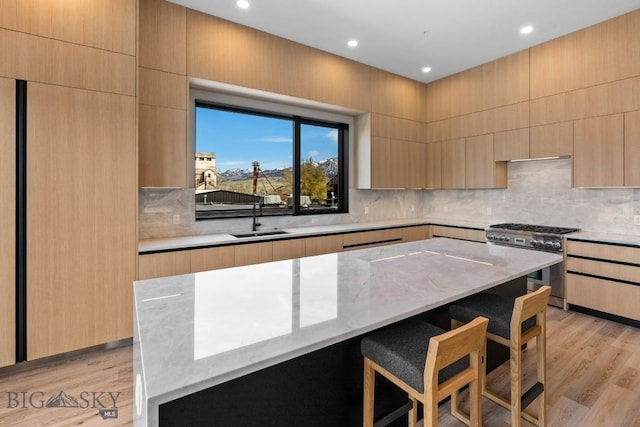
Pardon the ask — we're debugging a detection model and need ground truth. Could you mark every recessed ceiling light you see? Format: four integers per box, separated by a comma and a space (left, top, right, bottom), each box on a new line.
347, 40, 358, 48
422, 66, 432, 73
237, 0, 250, 9
520, 25, 534, 34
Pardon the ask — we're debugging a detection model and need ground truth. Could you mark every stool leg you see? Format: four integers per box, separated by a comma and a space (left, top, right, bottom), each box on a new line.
408, 396, 417, 427
510, 341, 522, 427
536, 330, 546, 426
363, 358, 375, 427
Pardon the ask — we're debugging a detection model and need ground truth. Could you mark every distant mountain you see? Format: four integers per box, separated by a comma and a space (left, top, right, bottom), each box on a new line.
219, 157, 337, 181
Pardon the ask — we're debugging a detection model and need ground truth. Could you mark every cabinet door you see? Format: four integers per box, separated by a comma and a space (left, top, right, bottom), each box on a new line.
342, 229, 403, 250
190, 246, 235, 272
139, 251, 191, 280
272, 239, 306, 261
494, 128, 529, 161
573, 114, 624, 187
401, 226, 428, 242
407, 141, 426, 188
0, 78, 15, 368
530, 122, 573, 159
305, 235, 343, 257
234, 242, 273, 266
425, 142, 442, 189
27, 83, 136, 360
625, 110, 640, 186
441, 138, 466, 189
466, 134, 506, 189
370, 137, 408, 188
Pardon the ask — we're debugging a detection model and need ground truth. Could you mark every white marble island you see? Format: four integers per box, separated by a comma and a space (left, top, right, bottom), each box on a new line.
134, 238, 561, 426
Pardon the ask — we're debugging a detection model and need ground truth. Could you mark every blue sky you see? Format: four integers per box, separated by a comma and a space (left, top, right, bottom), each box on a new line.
196, 107, 338, 172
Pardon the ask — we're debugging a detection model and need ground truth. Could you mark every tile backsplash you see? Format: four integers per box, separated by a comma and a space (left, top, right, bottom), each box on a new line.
139, 158, 640, 239
426, 157, 640, 234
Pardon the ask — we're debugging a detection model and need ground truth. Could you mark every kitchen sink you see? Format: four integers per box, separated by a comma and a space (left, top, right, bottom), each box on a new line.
231, 230, 289, 238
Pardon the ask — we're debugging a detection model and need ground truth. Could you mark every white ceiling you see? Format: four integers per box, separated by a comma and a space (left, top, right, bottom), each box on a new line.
170, 0, 640, 83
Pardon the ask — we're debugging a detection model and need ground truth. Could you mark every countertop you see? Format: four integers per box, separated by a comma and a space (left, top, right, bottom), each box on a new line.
138, 217, 491, 253
133, 238, 561, 426
567, 231, 640, 246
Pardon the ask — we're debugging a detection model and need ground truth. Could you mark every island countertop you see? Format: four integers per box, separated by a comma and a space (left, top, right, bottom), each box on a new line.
133, 238, 561, 425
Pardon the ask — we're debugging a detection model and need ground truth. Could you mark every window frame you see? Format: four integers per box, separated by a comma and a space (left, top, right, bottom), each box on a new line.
193, 96, 349, 220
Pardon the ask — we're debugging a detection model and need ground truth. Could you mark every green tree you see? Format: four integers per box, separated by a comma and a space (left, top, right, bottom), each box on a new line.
301, 158, 328, 204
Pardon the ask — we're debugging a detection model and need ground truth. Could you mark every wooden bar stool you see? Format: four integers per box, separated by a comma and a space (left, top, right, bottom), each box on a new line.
361, 316, 488, 427
449, 285, 551, 427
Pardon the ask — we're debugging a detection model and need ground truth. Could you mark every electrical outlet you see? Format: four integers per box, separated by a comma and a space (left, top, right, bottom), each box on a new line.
411, 204, 415, 212
486, 207, 492, 215
634, 215, 640, 225
173, 214, 181, 225
364, 206, 369, 215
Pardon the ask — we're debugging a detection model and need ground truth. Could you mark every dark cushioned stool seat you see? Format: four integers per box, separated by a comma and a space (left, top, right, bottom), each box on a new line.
449, 293, 535, 339
361, 319, 467, 392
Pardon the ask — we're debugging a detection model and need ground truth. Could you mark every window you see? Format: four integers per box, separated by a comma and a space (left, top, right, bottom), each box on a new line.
194, 102, 348, 220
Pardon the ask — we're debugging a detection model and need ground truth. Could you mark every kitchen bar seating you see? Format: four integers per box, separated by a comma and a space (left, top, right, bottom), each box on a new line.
449, 285, 552, 427
361, 316, 488, 427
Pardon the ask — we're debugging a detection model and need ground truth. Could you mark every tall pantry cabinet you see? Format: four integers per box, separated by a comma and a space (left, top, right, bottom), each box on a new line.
0, 78, 15, 367
0, 0, 137, 362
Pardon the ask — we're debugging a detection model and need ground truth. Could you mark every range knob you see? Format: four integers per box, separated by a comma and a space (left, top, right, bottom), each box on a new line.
552, 242, 561, 250
544, 241, 554, 249
503, 236, 510, 242
532, 239, 541, 247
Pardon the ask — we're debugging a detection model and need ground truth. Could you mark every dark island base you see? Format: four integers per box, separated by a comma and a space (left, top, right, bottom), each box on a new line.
159, 278, 526, 426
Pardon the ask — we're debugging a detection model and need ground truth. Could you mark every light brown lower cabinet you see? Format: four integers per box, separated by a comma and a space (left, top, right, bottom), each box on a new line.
401, 225, 430, 242
342, 229, 403, 250
0, 77, 15, 368
26, 83, 136, 360
234, 241, 273, 266
272, 239, 307, 261
431, 225, 486, 243
190, 246, 235, 273
304, 235, 344, 257
566, 239, 640, 321
138, 251, 191, 279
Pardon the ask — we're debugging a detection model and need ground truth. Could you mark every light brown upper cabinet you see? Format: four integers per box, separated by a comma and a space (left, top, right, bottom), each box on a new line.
573, 114, 624, 187
530, 9, 640, 99
494, 128, 529, 161
425, 142, 442, 189
407, 141, 427, 189
14, 0, 136, 56
466, 134, 506, 189
370, 137, 409, 189
624, 110, 640, 186
0, 77, 15, 368
529, 122, 573, 159
139, 0, 186, 74
441, 138, 466, 189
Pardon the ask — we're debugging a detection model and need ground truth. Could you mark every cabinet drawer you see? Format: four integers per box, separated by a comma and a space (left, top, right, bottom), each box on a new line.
190, 246, 235, 273
566, 257, 640, 283
566, 273, 640, 321
342, 229, 403, 249
139, 251, 191, 280
566, 240, 640, 264
431, 226, 485, 243
401, 226, 429, 242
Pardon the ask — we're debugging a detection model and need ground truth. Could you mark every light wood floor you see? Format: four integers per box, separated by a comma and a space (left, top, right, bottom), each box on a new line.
0, 308, 638, 426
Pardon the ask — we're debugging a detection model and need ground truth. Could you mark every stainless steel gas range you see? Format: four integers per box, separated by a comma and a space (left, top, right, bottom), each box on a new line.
486, 223, 580, 308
